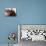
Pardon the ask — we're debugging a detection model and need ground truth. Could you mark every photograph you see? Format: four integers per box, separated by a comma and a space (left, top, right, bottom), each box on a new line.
18, 25, 46, 46
4, 8, 16, 16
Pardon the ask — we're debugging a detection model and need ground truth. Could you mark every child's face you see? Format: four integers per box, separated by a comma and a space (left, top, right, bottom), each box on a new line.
5, 10, 11, 16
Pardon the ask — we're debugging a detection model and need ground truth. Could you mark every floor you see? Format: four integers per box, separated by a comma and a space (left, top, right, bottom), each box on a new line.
0, 44, 18, 46
0, 40, 46, 46
19, 39, 46, 46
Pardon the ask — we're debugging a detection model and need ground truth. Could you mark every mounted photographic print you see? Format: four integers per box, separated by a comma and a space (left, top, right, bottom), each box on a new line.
18, 24, 46, 42
4, 8, 16, 16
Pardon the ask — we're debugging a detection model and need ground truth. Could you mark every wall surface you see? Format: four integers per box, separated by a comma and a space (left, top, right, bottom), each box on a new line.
0, 0, 46, 44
